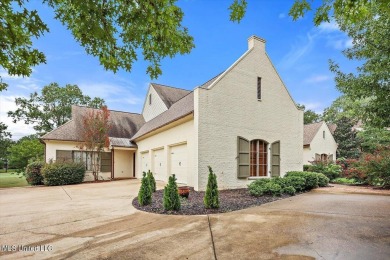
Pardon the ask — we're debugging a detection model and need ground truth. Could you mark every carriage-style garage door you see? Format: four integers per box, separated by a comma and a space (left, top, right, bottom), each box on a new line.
169, 143, 188, 184
152, 148, 165, 181
141, 151, 150, 174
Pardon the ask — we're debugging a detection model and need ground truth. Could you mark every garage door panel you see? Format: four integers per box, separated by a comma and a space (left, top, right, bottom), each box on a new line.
170, 144, 188, 184
141, 152, 150, 174
152, 149, 164, 181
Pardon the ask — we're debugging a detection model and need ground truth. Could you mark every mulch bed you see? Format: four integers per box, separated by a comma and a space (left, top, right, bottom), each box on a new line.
132, 188, 291, 215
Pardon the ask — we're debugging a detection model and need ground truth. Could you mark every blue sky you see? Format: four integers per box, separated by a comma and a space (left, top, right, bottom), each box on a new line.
0, 0, 355, 140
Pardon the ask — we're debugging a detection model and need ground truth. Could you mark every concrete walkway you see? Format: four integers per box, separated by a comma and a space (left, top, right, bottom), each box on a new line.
0, 180, 389, 259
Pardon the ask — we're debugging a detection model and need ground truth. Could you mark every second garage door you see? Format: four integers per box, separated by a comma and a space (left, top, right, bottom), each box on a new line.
169, 143, 188, 184
152, 148, 165, 181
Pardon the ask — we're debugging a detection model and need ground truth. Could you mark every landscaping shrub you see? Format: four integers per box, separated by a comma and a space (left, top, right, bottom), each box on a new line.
303, 165, 310, 171
315, 173, 330, 187
163, 174, 181, 211
332, 177, 360, 185
25, 161, 44, 185
248, 178, 282, 196
285, 171, 319, 190
282, 186, 296, 196
284, 176, 306, 192
147, 170, 156, 192
361, 146, 390, 188
138, 172, 152, 206
307, 161, 341, 180
204, 166, 219, 208
262, 182, 282, 196
42, 162, 85, 186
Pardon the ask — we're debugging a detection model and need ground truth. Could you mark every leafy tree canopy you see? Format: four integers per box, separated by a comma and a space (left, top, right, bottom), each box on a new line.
8, 83, 105, 135
7, 134, 43, 169
322, 95, 369, 124
296, 103, 322, 124
357, 126, 390, 153
0, 122, 11, 139
1, 0, 194, 91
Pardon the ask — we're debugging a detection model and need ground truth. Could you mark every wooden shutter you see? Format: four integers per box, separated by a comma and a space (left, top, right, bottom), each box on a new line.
271, 141, 280, 177
56, 150, 72, 162
237, 137, 250, 178
328, 154, 333, 162
100, 152, 112, 172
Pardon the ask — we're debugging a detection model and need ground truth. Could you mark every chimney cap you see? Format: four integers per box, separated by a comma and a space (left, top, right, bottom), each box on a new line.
248, 35, 266, 43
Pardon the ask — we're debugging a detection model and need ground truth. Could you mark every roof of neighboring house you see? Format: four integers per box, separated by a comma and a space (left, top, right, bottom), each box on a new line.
327, 123, 337, 134
131, 92, 194, 140
41, 105, 145, 142
109, 137, 137, 148
151, 83, 191, 108
199, 72, 224, 88
303, 121, 324, 146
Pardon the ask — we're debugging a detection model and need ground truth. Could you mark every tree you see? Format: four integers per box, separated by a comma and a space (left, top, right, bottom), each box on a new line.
0, 122, 11, 139
333, 117, 361, 159
322, 95, 369, 124
147, 170, 156, 192
357, 127, 390, 153
8, 83, 105, 135
138, 172, 152, 206
7, 135, 44, 169
204, 166, 219, 209
329, 2, 390, 128
81, 106, 111, 181
1, 0, 194, 89
163, 174, 181, 211
296, 104, 321, 124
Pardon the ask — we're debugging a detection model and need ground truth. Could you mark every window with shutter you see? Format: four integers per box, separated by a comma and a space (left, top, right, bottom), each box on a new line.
56, 150, 72, 162
237, 136, 250, 178
100, 152, 112, 172
250, 140, 268, 176
271, 141, 280, 177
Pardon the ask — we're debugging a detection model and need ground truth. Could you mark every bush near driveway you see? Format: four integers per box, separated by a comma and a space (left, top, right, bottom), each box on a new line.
306, 161, 342, 181
285, 171, 320, 190
163, 174, 181, 211
138, 172, 152, 206
42, 162, 85, 186
248, 177, 296, 197
25, 161, 44, 185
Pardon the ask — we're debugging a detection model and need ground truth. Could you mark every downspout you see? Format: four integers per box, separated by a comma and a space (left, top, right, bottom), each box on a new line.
133, 152, 136, 178
39, 139, 47, 163
111, 148, 115, 179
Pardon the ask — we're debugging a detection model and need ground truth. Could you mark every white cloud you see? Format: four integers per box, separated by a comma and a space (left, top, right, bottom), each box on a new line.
298, 101, 324, 113
304, 75, 331, 84
319, 21, 340, 32
279, 32, 315, 69
0, 95, 36, 140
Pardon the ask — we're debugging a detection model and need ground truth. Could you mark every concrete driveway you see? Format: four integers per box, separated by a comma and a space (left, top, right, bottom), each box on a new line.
0, 181, 389, 260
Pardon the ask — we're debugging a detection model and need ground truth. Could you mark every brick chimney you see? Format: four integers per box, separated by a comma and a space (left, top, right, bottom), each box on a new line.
248, 35, 266, 52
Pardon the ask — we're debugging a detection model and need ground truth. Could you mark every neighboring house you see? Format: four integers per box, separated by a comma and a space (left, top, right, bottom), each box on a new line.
303, 121, 337, 164
42, 36, 304, 190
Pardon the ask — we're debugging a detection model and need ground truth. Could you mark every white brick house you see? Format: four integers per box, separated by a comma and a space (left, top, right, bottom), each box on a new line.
42, 36, 304, 190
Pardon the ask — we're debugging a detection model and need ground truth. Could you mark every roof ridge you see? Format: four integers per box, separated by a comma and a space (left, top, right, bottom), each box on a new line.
304, 121, 324, 126
73, 105, 141, 115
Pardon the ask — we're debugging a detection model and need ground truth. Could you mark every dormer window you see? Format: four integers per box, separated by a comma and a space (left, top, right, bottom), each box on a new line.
257, 77, 261, 100
149, 94, 152, 105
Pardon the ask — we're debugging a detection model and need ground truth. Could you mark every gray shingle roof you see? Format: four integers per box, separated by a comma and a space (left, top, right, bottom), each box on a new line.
327, 123, 337, 134
151, 83, 191, 108
303, 121, 323, 146
131, 92, 194, 140
109, 137, 137, 148
41, 105, 145, 141
199, 72, 224, 88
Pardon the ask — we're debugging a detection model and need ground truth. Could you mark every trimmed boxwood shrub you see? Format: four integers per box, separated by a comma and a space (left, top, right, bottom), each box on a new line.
248, 178, 282, 197
285, 171, 319, 190
282, 186, 296, 195
42, 162, 85, 186
25, 161, 44, 185
284, 176, 306, 192
315, 173, 330, 187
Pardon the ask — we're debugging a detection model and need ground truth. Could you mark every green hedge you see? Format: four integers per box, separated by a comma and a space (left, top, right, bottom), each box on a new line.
248, 177, 296, 197
42, 162, 85, 186
285, 171, 319, 190
25, 161, 44, 185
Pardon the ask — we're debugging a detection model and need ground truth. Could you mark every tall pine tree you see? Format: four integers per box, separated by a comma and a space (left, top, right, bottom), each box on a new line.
334, 117, 361, 159
204, 166, 219, 209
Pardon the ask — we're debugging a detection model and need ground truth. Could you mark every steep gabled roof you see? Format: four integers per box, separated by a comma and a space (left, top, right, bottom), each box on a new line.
327, 123, 337, 134
303, 121, 324, 146
41, 105, 145, 142
199, 72, 224, 88
131, 92, 194, 140
151, 83, 191, 108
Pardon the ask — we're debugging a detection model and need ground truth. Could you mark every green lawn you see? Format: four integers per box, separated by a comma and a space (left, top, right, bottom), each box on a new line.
0, 172, 29, 188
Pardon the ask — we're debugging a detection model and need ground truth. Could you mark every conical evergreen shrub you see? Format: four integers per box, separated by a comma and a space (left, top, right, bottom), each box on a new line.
204, 166, 219, 208
138, 172, 152, 206
163, 174, 181, 211
147, 170, 156, 192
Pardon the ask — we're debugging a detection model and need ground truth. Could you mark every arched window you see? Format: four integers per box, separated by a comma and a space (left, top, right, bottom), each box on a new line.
250, 139, 268, 176
321, 153, 328, 162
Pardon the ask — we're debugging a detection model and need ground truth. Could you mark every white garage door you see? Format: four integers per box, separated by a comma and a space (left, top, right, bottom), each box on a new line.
140, 151, 150, 175
152, 148, 165, 181
169, 143, 188, 184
